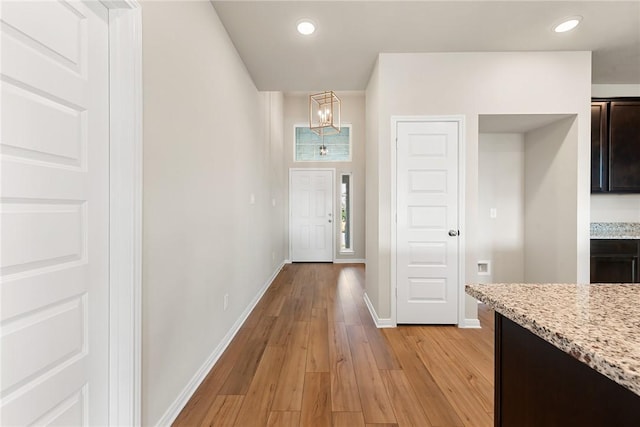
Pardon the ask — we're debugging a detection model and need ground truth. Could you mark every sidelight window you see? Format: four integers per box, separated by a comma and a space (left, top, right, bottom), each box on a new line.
340, 173, 353, 253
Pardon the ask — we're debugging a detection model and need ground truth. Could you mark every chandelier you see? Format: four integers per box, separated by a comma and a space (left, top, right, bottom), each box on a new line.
309, 91, 341, 156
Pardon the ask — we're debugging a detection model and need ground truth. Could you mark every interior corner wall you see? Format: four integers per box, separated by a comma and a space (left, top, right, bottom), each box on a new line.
268, 92, 287, 265
524, 117, 580, 283
478, 133, 525, 283
365, 59, 381, 316
282, 92, 366, 262
366, 52, 591, 322
141, 2, 285, 425
590, 83, 640, 223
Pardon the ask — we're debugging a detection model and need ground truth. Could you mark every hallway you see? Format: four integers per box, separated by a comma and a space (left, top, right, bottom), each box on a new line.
173, 263, 494, 426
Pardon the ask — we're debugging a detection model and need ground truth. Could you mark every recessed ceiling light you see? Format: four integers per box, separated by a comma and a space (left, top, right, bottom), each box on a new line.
554, 16, 582, 33
297, 19, 316, 36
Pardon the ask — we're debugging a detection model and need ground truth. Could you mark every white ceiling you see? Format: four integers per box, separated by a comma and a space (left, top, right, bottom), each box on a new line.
211, 0, 640, 92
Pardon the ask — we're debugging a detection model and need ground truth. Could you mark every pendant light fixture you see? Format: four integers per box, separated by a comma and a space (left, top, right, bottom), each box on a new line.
309, 91, 341, 157
319, 140, 328, 156
309, 91, 341, 135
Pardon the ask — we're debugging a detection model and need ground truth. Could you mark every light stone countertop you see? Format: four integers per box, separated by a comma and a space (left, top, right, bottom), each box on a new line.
466, 283, 640, 397
591, 222, 640, 239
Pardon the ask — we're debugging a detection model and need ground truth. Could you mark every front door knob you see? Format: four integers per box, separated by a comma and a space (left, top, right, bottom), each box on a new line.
448, 229, 459, 237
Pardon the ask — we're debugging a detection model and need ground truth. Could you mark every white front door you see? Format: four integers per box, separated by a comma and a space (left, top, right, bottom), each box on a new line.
290, 169, 334, 262
1, 1, 110, 425
396, 120, 461, 324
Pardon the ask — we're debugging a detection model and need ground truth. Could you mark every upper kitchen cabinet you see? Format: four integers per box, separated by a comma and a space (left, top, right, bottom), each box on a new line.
609, 100, 640, 191
591, 102, 608, 192
591, 98, 640, 193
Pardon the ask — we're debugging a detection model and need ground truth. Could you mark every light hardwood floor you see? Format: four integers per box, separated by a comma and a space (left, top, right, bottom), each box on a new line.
173, 263, 494, 427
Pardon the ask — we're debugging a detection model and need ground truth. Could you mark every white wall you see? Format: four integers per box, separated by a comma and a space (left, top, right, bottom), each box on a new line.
591, 195, 640, 222
365, 61, 381, 312
524, 117, 581, 283
141, 2, 285, 425
478, 133, 525, 283
592, 84, 640, 98
590, 84, 640, 223
283, 93, 366, 261
269, 92, 287, 263
365, 52, 592, 322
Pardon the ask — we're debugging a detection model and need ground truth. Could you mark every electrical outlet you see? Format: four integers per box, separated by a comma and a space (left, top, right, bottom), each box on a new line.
490, 208, 497, 219
224, 293, 229, 311
477, 261, 491, 276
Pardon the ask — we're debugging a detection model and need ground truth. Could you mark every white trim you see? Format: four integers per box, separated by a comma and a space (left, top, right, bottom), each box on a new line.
390, 117, 398, 327
106, 2, 142, 426
459, 318, 481, 329
389, 116, 399, 327
333, 258, 366, 264
363, 293, 394, 328
390, 116, 466, 327
292, 123, 353, 162
289, 168, 336, 262
457, 117, 467, 328
155, 262, 286, 427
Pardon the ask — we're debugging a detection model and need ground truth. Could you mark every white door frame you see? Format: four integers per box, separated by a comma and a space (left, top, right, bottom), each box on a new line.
289, 168, 336, 262
390, 116, 466, 327
102, 1, 143, 425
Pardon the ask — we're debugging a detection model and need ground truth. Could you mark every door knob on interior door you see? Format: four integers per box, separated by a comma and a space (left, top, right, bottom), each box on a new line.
448, 229, 459, 237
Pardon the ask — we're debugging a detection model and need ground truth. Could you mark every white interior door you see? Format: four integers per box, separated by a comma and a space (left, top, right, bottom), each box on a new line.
290, 169, 334, 262
1, 1, 110, 425
396, 120, 460, 324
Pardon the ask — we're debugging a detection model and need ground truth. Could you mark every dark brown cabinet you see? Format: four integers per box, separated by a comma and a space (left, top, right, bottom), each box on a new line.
591, 102, 608, 192
495, 313, 640, 427
590, 239, 640, 283
609, 101, 640, 191
591, 98, 640, 193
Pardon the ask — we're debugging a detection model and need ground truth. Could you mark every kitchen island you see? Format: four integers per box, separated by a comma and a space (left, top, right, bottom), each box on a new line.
466, 283, 640, 427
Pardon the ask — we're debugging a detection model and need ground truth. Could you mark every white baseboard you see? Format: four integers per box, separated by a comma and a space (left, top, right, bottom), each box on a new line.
333, 258, 366, 264
458, 318, 482, 329
156, 261, 285, 427
363, 292, 394, 328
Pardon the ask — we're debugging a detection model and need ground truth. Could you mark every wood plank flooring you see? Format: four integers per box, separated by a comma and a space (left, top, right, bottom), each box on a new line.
173, 263, 494, 427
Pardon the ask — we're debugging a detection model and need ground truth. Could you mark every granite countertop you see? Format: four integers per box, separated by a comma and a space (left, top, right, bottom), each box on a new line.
591, 222, 640, 239
466, 283, 640, 397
